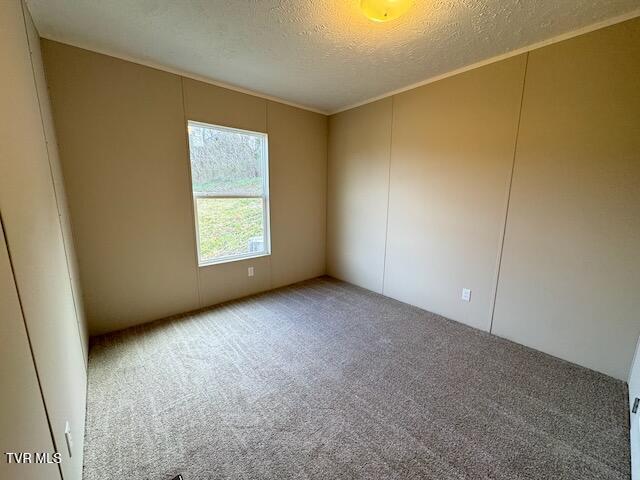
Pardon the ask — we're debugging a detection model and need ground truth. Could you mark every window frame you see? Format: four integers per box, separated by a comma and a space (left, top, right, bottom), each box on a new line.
187, 120, 271, 267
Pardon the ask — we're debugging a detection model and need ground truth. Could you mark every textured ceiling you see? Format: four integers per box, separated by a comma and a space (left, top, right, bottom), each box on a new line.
27, 0, 639, 113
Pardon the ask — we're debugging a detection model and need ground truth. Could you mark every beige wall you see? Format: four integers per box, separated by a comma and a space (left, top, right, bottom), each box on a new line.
384, 56, 526, 331
42, 41, 328, 335
328, 58, 526, 331
0, 222, 59, 480
24, 5, 88, 364
268, 101, 327, 288
327, 98, 392, 293
43, 43, 200, 334
0, 2, 87, 479
491, 18, 640, 380
327, 17, 640, 380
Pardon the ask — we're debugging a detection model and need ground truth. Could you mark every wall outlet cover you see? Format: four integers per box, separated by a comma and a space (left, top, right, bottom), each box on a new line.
461, 288, 471, 302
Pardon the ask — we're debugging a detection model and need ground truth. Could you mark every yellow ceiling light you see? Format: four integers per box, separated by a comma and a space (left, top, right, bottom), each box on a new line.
360, 0, 413, 22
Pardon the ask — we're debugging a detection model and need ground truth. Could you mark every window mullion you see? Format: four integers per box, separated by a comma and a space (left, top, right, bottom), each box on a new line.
193, 194, 264, 199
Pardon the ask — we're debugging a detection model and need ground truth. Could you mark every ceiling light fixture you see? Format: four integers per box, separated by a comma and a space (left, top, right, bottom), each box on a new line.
360, 0, 413, 23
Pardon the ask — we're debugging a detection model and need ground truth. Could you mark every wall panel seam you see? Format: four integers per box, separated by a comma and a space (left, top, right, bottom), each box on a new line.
488, 52, 530, 334
266, 101, 274, 291
325, 118, 334, 277
323, 115, 329, 276
381, 96, 395, 295
22, 0, 87, 370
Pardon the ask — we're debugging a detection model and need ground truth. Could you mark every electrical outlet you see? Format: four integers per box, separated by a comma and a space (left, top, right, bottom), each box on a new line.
461, 288, 471, 302
64, 421, 73, 457
248, 266, 254, 277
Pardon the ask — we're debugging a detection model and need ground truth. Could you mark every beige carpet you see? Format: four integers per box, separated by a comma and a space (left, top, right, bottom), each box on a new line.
84, 276, 630, 479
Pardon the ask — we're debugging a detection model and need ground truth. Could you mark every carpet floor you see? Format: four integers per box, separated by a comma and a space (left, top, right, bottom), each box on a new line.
84, 276, 630, 480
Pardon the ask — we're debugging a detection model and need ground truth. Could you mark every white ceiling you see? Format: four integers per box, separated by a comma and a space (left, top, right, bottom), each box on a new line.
27, 0, 639, 114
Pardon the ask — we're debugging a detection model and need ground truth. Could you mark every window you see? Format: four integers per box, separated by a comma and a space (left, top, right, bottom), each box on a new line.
187, 121, 270, 266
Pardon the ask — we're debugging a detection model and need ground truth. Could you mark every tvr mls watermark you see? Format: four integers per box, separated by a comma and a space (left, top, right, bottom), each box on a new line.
5, 452, 61, 464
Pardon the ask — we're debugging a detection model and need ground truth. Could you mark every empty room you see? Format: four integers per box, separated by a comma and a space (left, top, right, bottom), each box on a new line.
1, 0, 639, 479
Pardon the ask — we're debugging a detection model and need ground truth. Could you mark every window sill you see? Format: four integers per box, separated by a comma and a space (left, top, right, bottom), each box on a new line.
198, 252, 271, 268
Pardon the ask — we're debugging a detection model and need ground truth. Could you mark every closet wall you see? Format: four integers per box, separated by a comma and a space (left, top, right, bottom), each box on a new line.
0, 2, 88, 480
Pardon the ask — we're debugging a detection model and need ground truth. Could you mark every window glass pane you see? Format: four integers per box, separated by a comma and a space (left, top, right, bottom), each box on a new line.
196, 197, 265, 263
188, 122, 265, 196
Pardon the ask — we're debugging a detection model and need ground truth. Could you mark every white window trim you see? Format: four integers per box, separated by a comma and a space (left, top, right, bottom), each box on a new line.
188, 120, 271, 267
